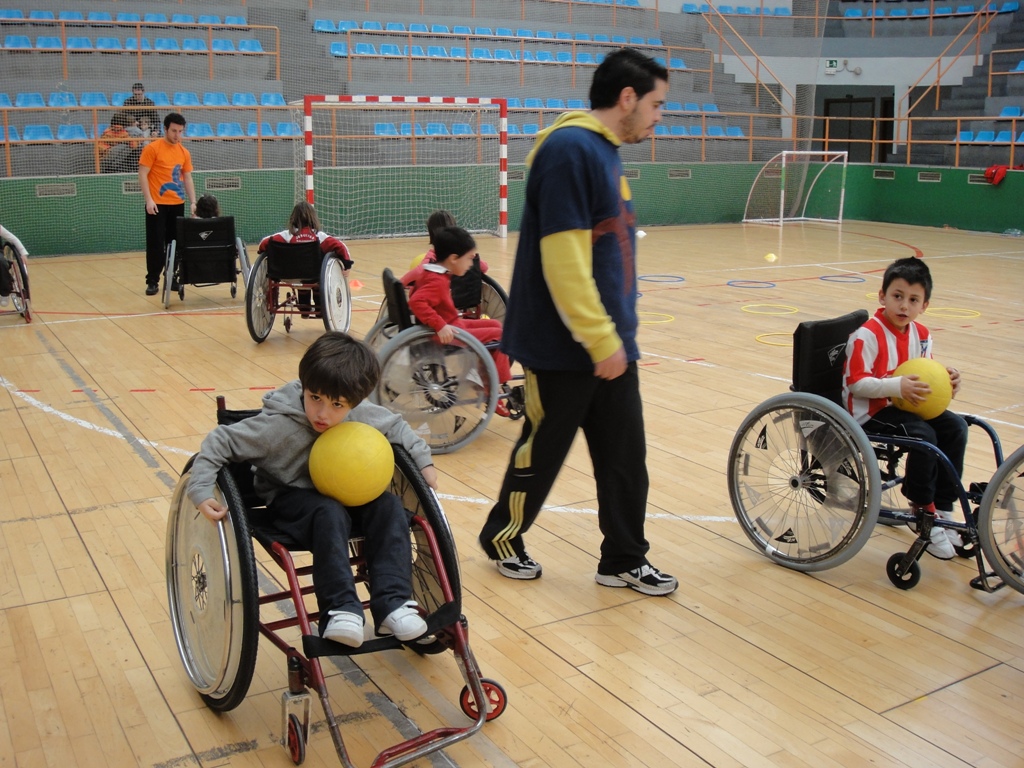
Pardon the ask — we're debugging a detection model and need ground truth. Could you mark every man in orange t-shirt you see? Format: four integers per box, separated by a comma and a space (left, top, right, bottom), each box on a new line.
138, 112, 196, 295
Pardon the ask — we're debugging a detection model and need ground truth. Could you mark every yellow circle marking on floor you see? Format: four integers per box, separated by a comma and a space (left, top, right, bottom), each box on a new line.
756, 332, 793, 347
638, 311, 675, 324
742, 304, 799, 315
924, 307, 981, 319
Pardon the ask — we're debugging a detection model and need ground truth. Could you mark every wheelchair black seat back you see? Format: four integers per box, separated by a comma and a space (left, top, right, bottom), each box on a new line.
245, 239, 352, 342
166, 400, 506, 765
163, 216, 250, 309
727, 310, 1021, 595
382, 266, 415, 333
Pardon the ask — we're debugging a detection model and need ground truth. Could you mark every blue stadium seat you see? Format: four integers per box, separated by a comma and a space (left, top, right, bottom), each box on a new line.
143, 13, 168, 24
111, 92, 130, 106
212, 39, 235, 52
81, 92, 109, 107
654, 125, 669, 136
96, 37, 123, 50
15, 92, 44, 108
536, 30, 555, 39
199, 15, 223, 25
689, 125, 704, 137
150, 92, 170, 106
116, 12, 141, 23
774, 6, 792, 14
577, 52, 596, 64
58, 125, 89, 141
994, 130, 1013, 142
87, 12, 113, 22
726, 126, 745, 137
409, 23, 428, 33
381, 44, 402, 56
670, 125, 688, 136
523, 123, 539, 134
362, 21, 383, 30
1018, 130, 1024, 143
354, 42, 377, 56
974, 130, 996, 142
67, 37, 93, 50
593, 33, 611, 41
566, 99, 587, 109
399, 122, 424, 136
476, 26, 494, 35
450, 46, 467, 58
238, 39, 263, 52
313, 19, 337, 32
999, 106, 1022, 117
374, 122, 399, 136
453, 25, 472, 35
480, 124, 498, 135
670, 58, 687, 69
386, 22, 406, 32
248, 122, 274, 137
628, 35, 645, 44
1015, 60, 1024, 71
5, 35, 32, 49
49, 92, 77, 107
29, 10, 54, 20
517, 28, 534, 37
889, 8, 909, 16
702, 103, 719, 112
0, 91, 11, 106
452, 123, 474, 135
911, 7, 930, 15
171, 14, 195, 24
431, 23, 450, 33
204, 92, 230, 106
185, 123, 214, 138
472, 47, 493, 59
957, 130, 974, 141
57, 10, 83, 21
684, 102, 700, 112
844, 8, 864, 16
427, 45, 448, 57
231, 92, 257, 108
496, 27, 514, 36
35, 36, 62, 50
23, 125, 55, 141
576, 32, 591, 41
523, 98, 544, 108
183, 39, 207, 51
0, 9, 23, 18
495, 48, 515, 60
516, 50, 536, 62
337, 20, 357, 31
664, 101, 683, 111
225, 16, 246, 25
409, 45, 425, 56
125, 38, 152, 51
555, 31, 572, 40
217, 122, 245, 138
546, 98, 566, 108
330, 42, 348, 57
262, 93, 287, 106
277, 122, 302, 137
155, 38, 181, 51
0, 126, 19, 141
506, 97, 522, 108
535, 51, 555, 62
707, 125, 726, 137
934, 6, 953, 13
173, 92, 200, 106
507, 124, 521, 135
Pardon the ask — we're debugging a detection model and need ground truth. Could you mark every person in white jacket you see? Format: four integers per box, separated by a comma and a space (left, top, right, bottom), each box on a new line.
187, 332, 437, 648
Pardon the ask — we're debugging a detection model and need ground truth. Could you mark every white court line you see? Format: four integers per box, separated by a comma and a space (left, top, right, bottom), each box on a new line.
437, 493, 735, 523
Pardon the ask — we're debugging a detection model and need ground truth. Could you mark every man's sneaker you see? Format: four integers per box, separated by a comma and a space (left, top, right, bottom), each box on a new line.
926, 525, 956, 560
321, 610, 364, 647
596, 564, 678, 596
378, 600, 428, 641
935, 508, 964, 548
145, 283, 159, 296
496, 554, 543, 580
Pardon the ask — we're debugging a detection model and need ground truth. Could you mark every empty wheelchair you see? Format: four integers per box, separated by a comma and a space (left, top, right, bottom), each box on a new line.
163, 216, 252, 309
166, 397, 506, 766
0, 224, 31, 323
727, 309, 1023, 595
245, 240, 351, 342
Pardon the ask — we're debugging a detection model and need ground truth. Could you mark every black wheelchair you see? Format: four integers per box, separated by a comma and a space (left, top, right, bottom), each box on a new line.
163, 216, 252, 310
367, 268, 523, 454
727, 309, 1023, 595
245, 240, 351, 342
166, 397, 506, 766
0, 224, 31, 324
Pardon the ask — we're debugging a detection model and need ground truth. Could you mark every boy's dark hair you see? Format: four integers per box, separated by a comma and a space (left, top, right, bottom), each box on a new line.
589, 48, 668, 110
426, 210, 457, 246
164, 112, 186, 130
882, 257, 933, 301
298, 332, 379, 405
194, 194, 220, 218
432, 226, 476, 263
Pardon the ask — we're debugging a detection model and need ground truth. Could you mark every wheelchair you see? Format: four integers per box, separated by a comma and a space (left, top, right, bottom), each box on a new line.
166, 397, 507, 766
727, 309, 1023, 595
245, 240, 351, 342
0, 224, 31, 324
368, 268, 522, 454
163, 216, 252, 310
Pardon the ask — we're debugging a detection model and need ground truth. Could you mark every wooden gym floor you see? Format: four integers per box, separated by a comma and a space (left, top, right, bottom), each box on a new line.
1, 221, 1022, 767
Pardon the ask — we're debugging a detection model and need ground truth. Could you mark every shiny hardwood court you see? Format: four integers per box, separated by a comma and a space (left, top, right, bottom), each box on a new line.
1, 222, 1022, 767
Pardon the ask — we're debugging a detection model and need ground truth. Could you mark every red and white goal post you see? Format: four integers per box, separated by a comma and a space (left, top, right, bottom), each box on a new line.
299, 95, 508, 240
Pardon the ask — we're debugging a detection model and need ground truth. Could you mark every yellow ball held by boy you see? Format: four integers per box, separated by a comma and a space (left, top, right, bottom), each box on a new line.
309, 421, 394, 507
891, 357, 953, 421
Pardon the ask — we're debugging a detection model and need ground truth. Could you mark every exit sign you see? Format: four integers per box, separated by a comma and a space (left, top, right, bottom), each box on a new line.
825, 59, 838, 74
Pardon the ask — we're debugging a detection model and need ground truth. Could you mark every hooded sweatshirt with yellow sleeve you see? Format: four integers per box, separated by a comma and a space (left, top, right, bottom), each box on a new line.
500, 110, 639, 372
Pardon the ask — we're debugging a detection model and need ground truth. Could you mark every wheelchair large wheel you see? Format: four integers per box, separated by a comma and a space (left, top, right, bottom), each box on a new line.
246, 252, 274, 343
977, 444, 1024, 595
320, 256, 351, 333
479, 274, 508, 324
166, 459, 260, 711
163, 242, 177, 309
363, 316, 401, 354
374, 327, 499, 454
727, 392, 881, 571
392, 446, 461, 615
3, 239, 31, 322
236, 237, 252, 287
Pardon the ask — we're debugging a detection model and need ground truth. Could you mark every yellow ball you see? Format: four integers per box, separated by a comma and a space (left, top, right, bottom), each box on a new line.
409, 252, 427, 271
308, 421, 394, 507
891, 358, 952, 421
764, 253, 777, 262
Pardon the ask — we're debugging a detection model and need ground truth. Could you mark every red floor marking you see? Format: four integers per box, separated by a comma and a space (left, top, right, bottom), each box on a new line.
190, 388, 216, 392
249, 386, 275, 390
130, 389, 156, 392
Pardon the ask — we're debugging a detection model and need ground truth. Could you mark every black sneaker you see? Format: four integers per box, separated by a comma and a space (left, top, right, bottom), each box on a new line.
145, 283, 159, 295
496, 554, 543, 580
596, 564, 678, 596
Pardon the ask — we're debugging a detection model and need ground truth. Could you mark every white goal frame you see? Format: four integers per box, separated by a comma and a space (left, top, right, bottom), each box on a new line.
743, 150, 848, 226
302, 95, 507, 239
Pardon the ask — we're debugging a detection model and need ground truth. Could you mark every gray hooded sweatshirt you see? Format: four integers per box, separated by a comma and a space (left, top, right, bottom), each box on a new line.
186, 379, 433, 507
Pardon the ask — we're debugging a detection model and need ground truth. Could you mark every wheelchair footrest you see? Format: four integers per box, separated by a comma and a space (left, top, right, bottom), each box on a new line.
303, 601, 461, 659
970, 572, 1006, 593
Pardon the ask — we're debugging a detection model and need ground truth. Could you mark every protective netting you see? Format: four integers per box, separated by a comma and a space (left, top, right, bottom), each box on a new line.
744, 150, 848, 224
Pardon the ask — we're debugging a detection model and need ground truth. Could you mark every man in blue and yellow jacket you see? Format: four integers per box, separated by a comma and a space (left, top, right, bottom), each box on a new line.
479, 49, 679, 597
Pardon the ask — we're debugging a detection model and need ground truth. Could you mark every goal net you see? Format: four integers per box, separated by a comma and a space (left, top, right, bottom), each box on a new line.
743, 150, 848, 226
297, 95, 507, 240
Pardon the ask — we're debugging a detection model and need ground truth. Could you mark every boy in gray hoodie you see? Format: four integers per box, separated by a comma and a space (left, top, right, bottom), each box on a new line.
187, 332, 437, 648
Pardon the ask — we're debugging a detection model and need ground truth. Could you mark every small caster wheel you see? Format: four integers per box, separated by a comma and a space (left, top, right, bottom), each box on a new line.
286, 713, 306, 765
460, 678, 507, 721
284, 315, 293, 333
886, 553, 921, 590
178, 286, 185, 301
230, 282, 237, 298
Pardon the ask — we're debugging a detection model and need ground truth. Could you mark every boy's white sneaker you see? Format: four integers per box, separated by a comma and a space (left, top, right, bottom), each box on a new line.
935, 508, 963, 548
927, 525, 956, 560
322, 610, 364, 647
378, 600, 428, 641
